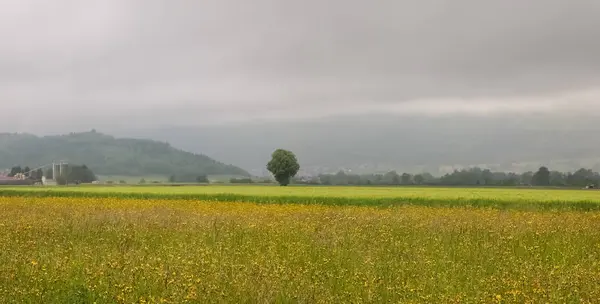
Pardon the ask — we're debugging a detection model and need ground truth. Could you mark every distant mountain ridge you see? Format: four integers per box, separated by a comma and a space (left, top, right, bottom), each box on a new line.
0, 131, 249, 177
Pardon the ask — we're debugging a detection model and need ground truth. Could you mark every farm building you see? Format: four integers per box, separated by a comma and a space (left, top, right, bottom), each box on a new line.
0, 175, 34, 186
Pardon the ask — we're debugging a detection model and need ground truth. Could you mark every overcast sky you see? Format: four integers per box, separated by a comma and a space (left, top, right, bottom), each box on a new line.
1, 0, 600, 132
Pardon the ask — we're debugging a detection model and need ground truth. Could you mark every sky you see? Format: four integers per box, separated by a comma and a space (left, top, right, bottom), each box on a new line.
1, 0, 600, 133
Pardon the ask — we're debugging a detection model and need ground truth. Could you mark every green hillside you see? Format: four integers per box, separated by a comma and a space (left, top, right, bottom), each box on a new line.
0, 131, 249, 177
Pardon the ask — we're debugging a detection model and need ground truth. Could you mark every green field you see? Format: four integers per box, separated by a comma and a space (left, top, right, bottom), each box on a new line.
2, 184, 597, 200
2, 185, 600, 210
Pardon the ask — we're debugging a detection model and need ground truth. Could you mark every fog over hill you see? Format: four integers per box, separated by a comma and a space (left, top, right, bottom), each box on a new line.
115, 112, 600, 176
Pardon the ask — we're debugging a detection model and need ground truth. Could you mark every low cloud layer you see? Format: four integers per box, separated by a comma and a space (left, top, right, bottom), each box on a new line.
2, 0, 600, 132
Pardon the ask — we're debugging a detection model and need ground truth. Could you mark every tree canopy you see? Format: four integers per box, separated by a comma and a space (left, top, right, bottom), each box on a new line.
267, 149, 300, 186
532, 166, 550, 186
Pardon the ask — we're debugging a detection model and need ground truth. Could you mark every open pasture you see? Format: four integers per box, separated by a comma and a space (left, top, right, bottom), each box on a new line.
2, 196, 600, 303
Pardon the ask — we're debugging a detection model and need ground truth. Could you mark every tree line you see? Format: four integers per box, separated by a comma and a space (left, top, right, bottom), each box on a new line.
299, 166, 600, 188
264, 149, 600, 188
168, 174, 209, 184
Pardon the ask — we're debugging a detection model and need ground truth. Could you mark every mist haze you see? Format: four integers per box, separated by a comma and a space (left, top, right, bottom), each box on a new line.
2, 0, 600, 174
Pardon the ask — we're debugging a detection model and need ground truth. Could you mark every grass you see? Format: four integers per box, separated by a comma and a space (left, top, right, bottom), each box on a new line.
1, 196, 600, 303
2, 185, 600, 211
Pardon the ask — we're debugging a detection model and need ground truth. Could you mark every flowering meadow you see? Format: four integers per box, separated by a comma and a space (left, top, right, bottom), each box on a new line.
2, 191, 600, 303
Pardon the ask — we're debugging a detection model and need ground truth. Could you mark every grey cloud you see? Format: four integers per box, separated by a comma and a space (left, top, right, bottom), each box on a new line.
1, 0, 600, 131
235, 0, 600, 96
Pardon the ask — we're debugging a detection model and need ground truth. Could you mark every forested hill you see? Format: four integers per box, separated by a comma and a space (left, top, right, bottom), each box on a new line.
0, 131, 249, 177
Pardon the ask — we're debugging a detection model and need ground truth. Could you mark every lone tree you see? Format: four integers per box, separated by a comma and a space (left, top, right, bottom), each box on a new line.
267, 149, 300, 186
532, 166, 551, 186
